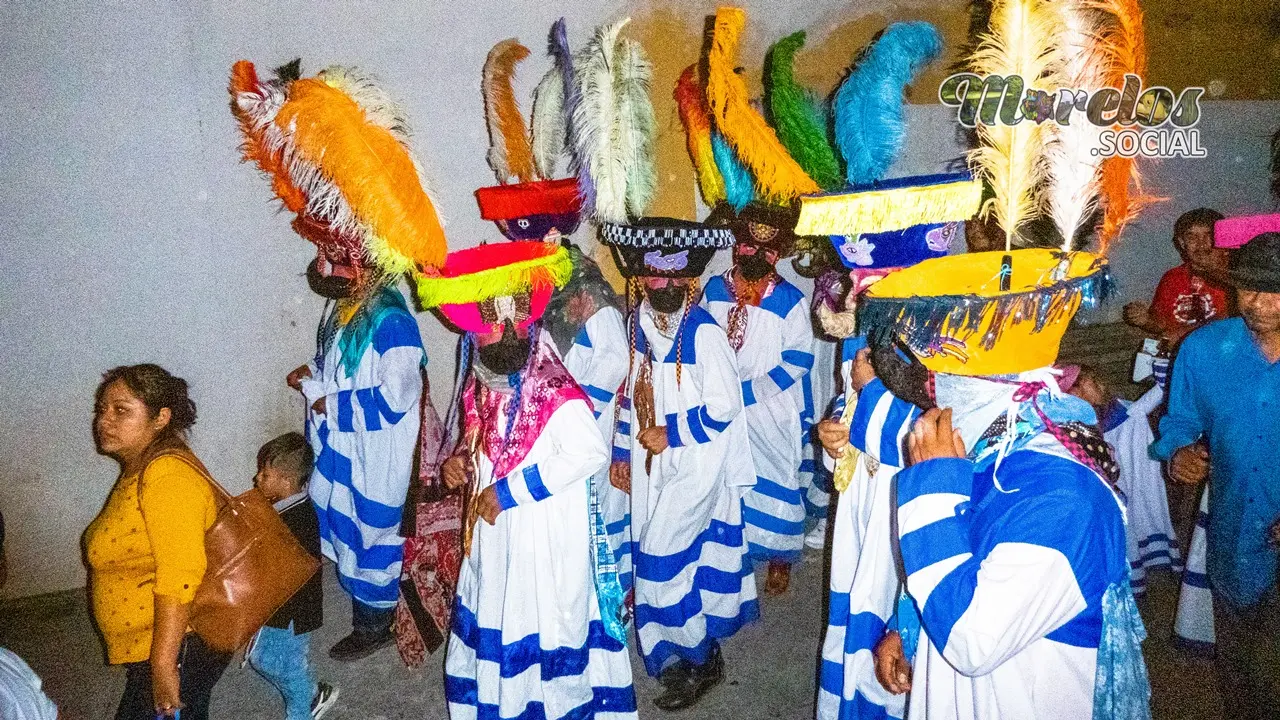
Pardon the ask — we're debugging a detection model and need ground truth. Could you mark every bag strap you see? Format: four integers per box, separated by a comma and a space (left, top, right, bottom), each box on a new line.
139, 444, 233, 509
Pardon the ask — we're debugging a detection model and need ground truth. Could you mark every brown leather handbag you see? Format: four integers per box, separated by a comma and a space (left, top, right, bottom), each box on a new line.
141, 446, 321, 653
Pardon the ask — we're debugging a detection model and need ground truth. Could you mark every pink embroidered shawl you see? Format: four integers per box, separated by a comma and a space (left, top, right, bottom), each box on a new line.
462, 339, 587, 478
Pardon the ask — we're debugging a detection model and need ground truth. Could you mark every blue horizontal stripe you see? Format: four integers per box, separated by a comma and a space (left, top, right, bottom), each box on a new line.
315, 424, 403, 528
572, 325, 593, 349
750, 476, 803, 504
372, 311, 423, 354
819, 663, 894, 720
612, 447, 631, 463
445, 675, 636, 719
686, 407, 710, 444
635, 519, 745, 583
665, 413, 683, 448
635, 559, 753, 630
1137, 533, 1173, 548
524, 465, 551, 501
1184, 570, 1210, 589
336, 572, 399, 605
617, 421, 631, 435
699, 406, 730, 433
746, 543, 801, 563
900, 515, 971, 576
605, 515, 631, 537
828, 590, 851, 626
895, 458, 974, 507
781, 349, 816, 370
1045, 613, 1102, 648
321, 505, 405, 571
494, 479, 517, 511
742, 505, 805, 537
583, 384, 614, 404
640, 599, 759, 677
451, 600, 626, 680
768, 365, 796, 392
742, 380, 757, 407
843, 611, 889, 656
618, 396, 632, 411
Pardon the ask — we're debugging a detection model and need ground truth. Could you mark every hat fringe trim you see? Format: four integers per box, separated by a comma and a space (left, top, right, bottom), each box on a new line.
796, 177, 983, 236
416, 247, 573, 308
858, 266, 1112, 353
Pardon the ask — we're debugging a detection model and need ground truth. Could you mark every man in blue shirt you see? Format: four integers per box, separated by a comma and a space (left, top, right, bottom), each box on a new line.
1153, 232, 1280, 719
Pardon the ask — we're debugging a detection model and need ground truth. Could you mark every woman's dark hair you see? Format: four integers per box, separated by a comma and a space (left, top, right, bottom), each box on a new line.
97, 364, 197, 438
1173, 208, 1224, 239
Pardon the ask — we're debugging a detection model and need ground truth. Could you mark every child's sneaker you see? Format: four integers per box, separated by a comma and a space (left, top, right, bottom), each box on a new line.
311, 682, 339, 719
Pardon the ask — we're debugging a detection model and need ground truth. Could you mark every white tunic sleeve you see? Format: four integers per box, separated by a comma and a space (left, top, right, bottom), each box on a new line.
492, 398, 610, 510
664, 324, 745, 448
327, 312, 425, 436
895, 456, 1091, 678
572, 307, 630, 419
741, 302, 815, 408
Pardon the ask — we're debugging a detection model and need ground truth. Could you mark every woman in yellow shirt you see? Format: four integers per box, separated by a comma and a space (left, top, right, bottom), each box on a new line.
84, 364, 225, 720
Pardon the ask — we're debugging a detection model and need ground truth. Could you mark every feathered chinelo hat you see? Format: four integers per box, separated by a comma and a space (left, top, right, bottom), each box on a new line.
416, 242, 573, 334
229, 60, 447, 277
858, 249, 1110, 376
473, 21, 585, 241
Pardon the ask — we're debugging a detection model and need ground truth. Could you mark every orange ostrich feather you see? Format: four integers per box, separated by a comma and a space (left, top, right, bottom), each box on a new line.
706, 7, 819, 204
229, 60, 307, 214
674, 65, 726, 207
483, 39, 538, 184
276, 78, 447, 271
1089, 0, 1161, 253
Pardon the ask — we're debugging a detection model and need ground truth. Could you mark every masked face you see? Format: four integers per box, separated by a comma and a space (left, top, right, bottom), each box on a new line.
476, 324, 532, 376
306, 258, 356, 299
645, 280, 688, 314
735, 243, 777, 281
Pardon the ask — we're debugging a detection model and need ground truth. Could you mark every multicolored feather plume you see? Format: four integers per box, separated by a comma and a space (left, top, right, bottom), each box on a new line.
483, 39, 537, 184
967, 0, 1065, 250
231, 61, 447, 272
1087, 0, 1156, 253
765, 31, 843, 191
674, 64, 727, 207
834, 22, 943, 186
1043, 0, 1109, 250
706, 7, 820, 204
571, 19, 656, 224
712, 131, 756, 210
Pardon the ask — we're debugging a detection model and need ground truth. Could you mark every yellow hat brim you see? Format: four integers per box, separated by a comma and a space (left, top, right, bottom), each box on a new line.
860, 249, 1109, 375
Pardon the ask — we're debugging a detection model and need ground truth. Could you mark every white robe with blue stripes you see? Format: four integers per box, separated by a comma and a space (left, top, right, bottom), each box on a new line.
896, 437, 1131, 719
1174, 488, 1214, 650
555, 306, 633, 593
818, 378, 919, 720
302, 292, 423, 610
702, 275, 815, 563
445, 392, 636, 720
615, 302, 759, 676
1103, 386, 1181, 595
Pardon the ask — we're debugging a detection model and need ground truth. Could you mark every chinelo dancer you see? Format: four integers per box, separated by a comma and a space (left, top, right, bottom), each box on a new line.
229, 59, 447, 660
422, 241, 637, 720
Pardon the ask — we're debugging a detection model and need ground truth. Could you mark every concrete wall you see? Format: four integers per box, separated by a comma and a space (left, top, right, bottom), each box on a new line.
0, 0, 1275, 598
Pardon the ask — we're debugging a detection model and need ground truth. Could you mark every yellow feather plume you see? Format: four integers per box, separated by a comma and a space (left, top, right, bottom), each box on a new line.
706, 7, 819, 204
483, 39, 537, 184
277, 78, 447, 272
967, 0, 1065, 250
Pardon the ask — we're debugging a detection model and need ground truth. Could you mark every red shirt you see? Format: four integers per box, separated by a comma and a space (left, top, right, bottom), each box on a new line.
1149, 263, 1229, 334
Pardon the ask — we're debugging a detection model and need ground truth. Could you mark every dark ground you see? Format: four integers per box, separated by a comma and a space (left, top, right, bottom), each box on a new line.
0, 547, 1219, 720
